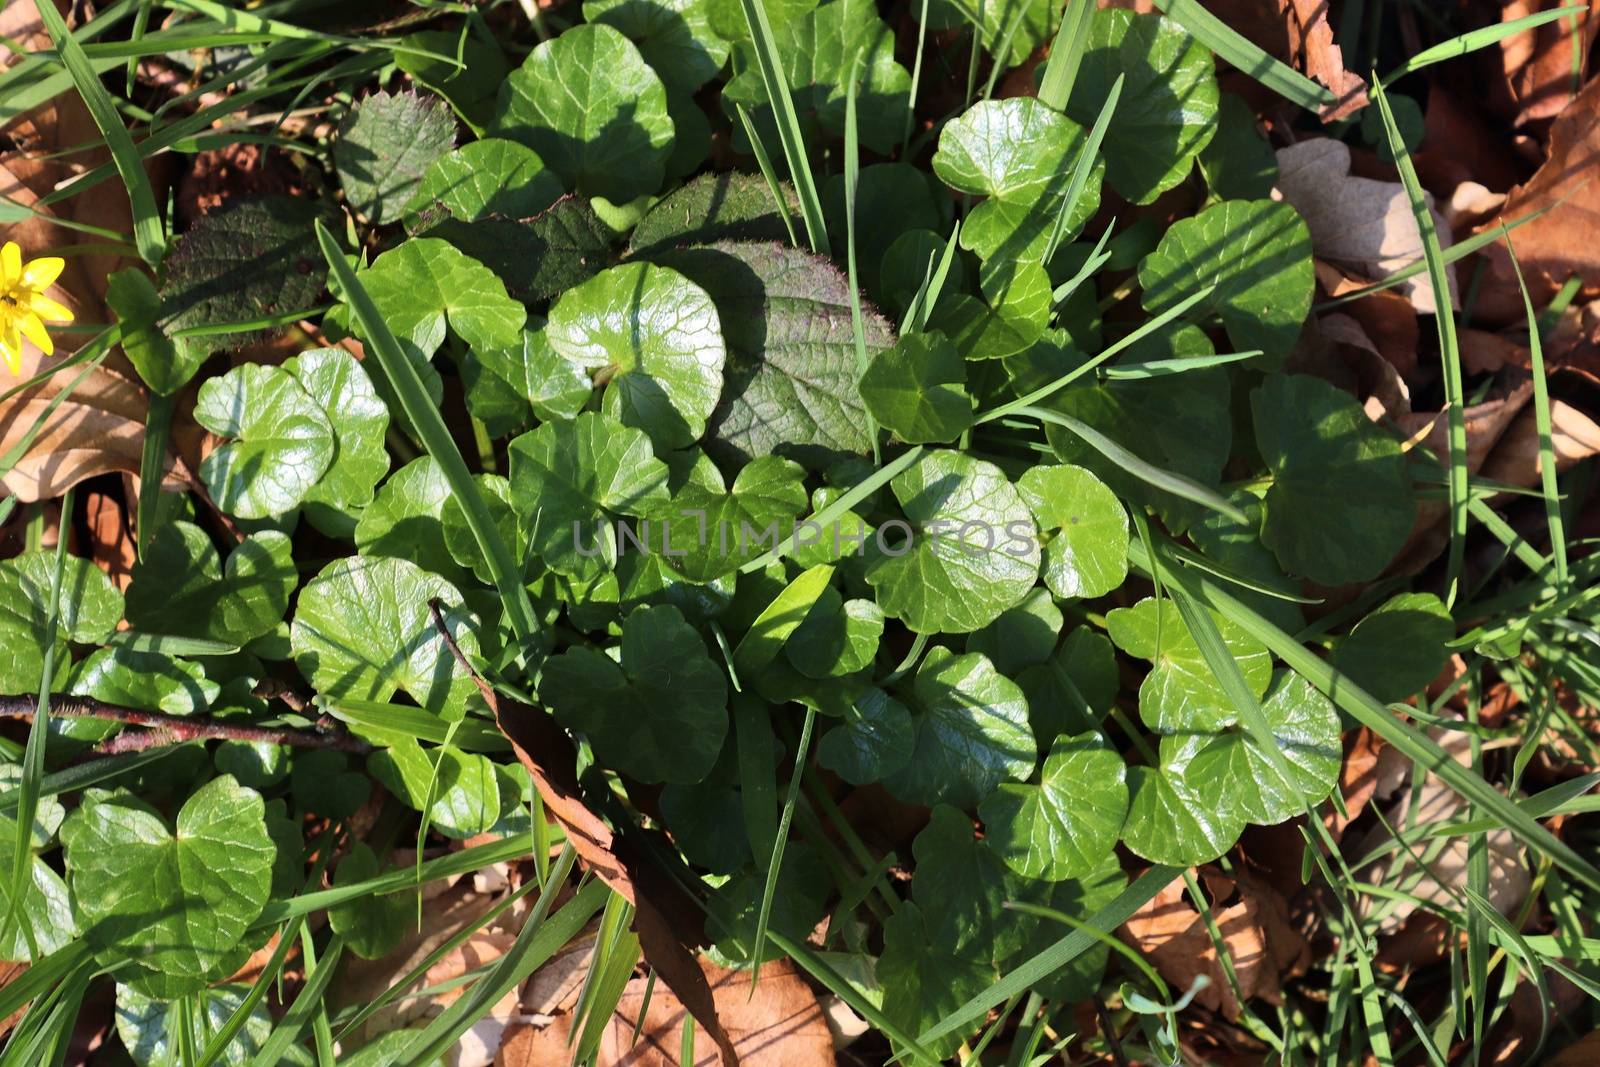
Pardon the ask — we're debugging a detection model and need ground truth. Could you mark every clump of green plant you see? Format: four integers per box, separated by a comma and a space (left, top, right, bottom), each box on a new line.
1, 0, 1597, 1062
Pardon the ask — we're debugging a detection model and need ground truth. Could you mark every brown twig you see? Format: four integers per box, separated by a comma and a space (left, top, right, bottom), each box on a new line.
0, 696, 371, 754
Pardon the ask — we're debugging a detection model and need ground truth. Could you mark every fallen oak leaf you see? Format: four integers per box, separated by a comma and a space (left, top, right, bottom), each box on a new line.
1282, 0, 1368, 121
427, 603, 742, 1067
1489, 0, 1599, 129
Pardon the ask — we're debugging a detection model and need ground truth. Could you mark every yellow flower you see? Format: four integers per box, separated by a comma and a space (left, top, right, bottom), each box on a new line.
0, 241, 74, 374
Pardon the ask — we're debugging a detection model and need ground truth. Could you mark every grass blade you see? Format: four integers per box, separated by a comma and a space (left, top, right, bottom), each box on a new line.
1036, 0, 1095, 111
1153, 0, 1335, 114
1042, 73, 1121, 264
33, 0, 163, 264
843, 61, 880, 463
916, 864, 1181, 1047
750, 706, 817, 981
395, 847, 597, 1067
740, 446, 924, 573
1381, 6, 1585, 84
733, 103, 798, 247
136, 392, 173, 559
1502, 227, 1568, 589
1373, 79, 1468, 608
315, 220, 542, 657
1014, 405, 1249, 524
733, 0, 829, 255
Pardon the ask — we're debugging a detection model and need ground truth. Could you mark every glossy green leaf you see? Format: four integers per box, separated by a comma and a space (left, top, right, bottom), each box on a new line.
1105, 596, 1271, 734
883, 647, 1035, 808
126, 523, 295, 647
1018, 626, 1119, 740
405, 139, 564, 224
912, 804, 1039, 963
859, 331, 973, 444
1329, 591, 1454, 702
584, 0, 731, 94
355, 456, 471, 585
1017, 463, 1128, 599
290, 556, 483, 721
966, 587, 1063, 676
1119, 761, 1244, 866
545, 262, 726, 450
369, 739, 503, 839
193, 363, 335, 520
286, 347, 390, 516
491, 24, 675, 201
932, 98, 1103, 262
61, 776, 274, 980
785, 588, 883, 678
865, 450, 1040, 634
67, 647, 218, 718
0, 552, 121, 693
979, 731, 1128, 881
1138, 199, 1313, 357
354, 238, 527, 364
648, 456, 809, 581
1065, 8, 1217, 203
509, 411, 671, 576
815, 687, 914, 784
116, 983, 276, 1067
538, 605, 728, 783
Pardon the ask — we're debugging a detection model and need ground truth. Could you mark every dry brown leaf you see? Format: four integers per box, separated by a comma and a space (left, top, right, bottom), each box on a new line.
1326, 727, 1384, 838
1482, 391, 1600, 488
1477, 74, 1600, 320
1313, 262, 1421, 379
1545, 1028, 1600, 1066
1490, 0, 1600, 128
1356, 723, 1531, 934
1282, 0, 1368, 120
602, 958, 834, 1067
1277, 139, 1456, 313
1119, 873, 1306, 1021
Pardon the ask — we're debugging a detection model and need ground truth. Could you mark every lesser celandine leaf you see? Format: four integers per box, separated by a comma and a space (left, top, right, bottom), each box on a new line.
508, 411, 672, 576
538, 604, 728, 784
1106, 596, 1271, 734
1138, 198, 1314, 358
1252, 373, 1416, 586
545, 262, 726, 450
354, 238, 527, 363
285, 347, 390, 516
878, 902, 996, 1061
912, 805, 1040, 964
859, 331, 973, 444
865, 450, 1040, 634
1017, 464, 1129, 599
924, 0, 1057, 67
405, 139, 565, 224
883, 647, 1035, 809
979, 731, 1128, 881
1119, 761, 1245, 866
0, 814, 73, 963
1065, 8, 1218, 204
355, 456, 471, 585
933, 98, 1104, 262
492, 24, 675, 201
785, 588, 883, 678
193, 363, 335, 520
816, 687, 914, 784
584, 0, 731, 95
1018, 626, 1119, 739
290, 556, 483, 720
369, 739, 502, 839
648, 455, 809, 581
1329, 591, 1454, 701
1178, 669, 1341, 826
966, 587, 1063, 676
67, 646, 219, 719
126, 523, 294, 646
116, 983, 278, 1067
61, 776, 274, 980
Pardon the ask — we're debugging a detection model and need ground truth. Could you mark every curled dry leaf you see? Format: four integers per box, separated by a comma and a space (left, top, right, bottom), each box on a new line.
1288, 311, 1413, 422
1281, 0, 1368, 120
1119, 873, 1308, 1021
1313, 262, 1420, 379
1477, 74, 1600, 320
1276, 139, 1456, 314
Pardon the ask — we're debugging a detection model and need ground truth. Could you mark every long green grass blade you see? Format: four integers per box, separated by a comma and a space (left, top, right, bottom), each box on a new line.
1373, 80, 1467, 608
33, 0, 163, 264
1153, 0, 1335, 114
1381, 6, 1585, 84
316, 221, 542, 657
740, 446, 924, 572
1036, 0, 1095, 111
750, 707, 816, 983
395, 849, 597, 1067
734, 0, 829, 255
733, 104, 799, 247
1502, 228, 1568, 589
843, 62, 880, 462
1015, 405, 1248, 523
1042, 73, 1120, 264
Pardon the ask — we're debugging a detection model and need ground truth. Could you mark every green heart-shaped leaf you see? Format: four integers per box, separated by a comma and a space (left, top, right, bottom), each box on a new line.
193, 363, 335, 520
1106, 596, 1271, 734
979, 731, 1128, 881
859, 331, 973, 444
1018, 463, 1129, 599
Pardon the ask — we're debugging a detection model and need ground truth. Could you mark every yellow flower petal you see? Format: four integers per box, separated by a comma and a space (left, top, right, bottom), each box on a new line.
1, 242, 19, 288
20, 255, 65, 291
0, 322, 22, 374
17, 311, 52, 356
27, 292, 73, 323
